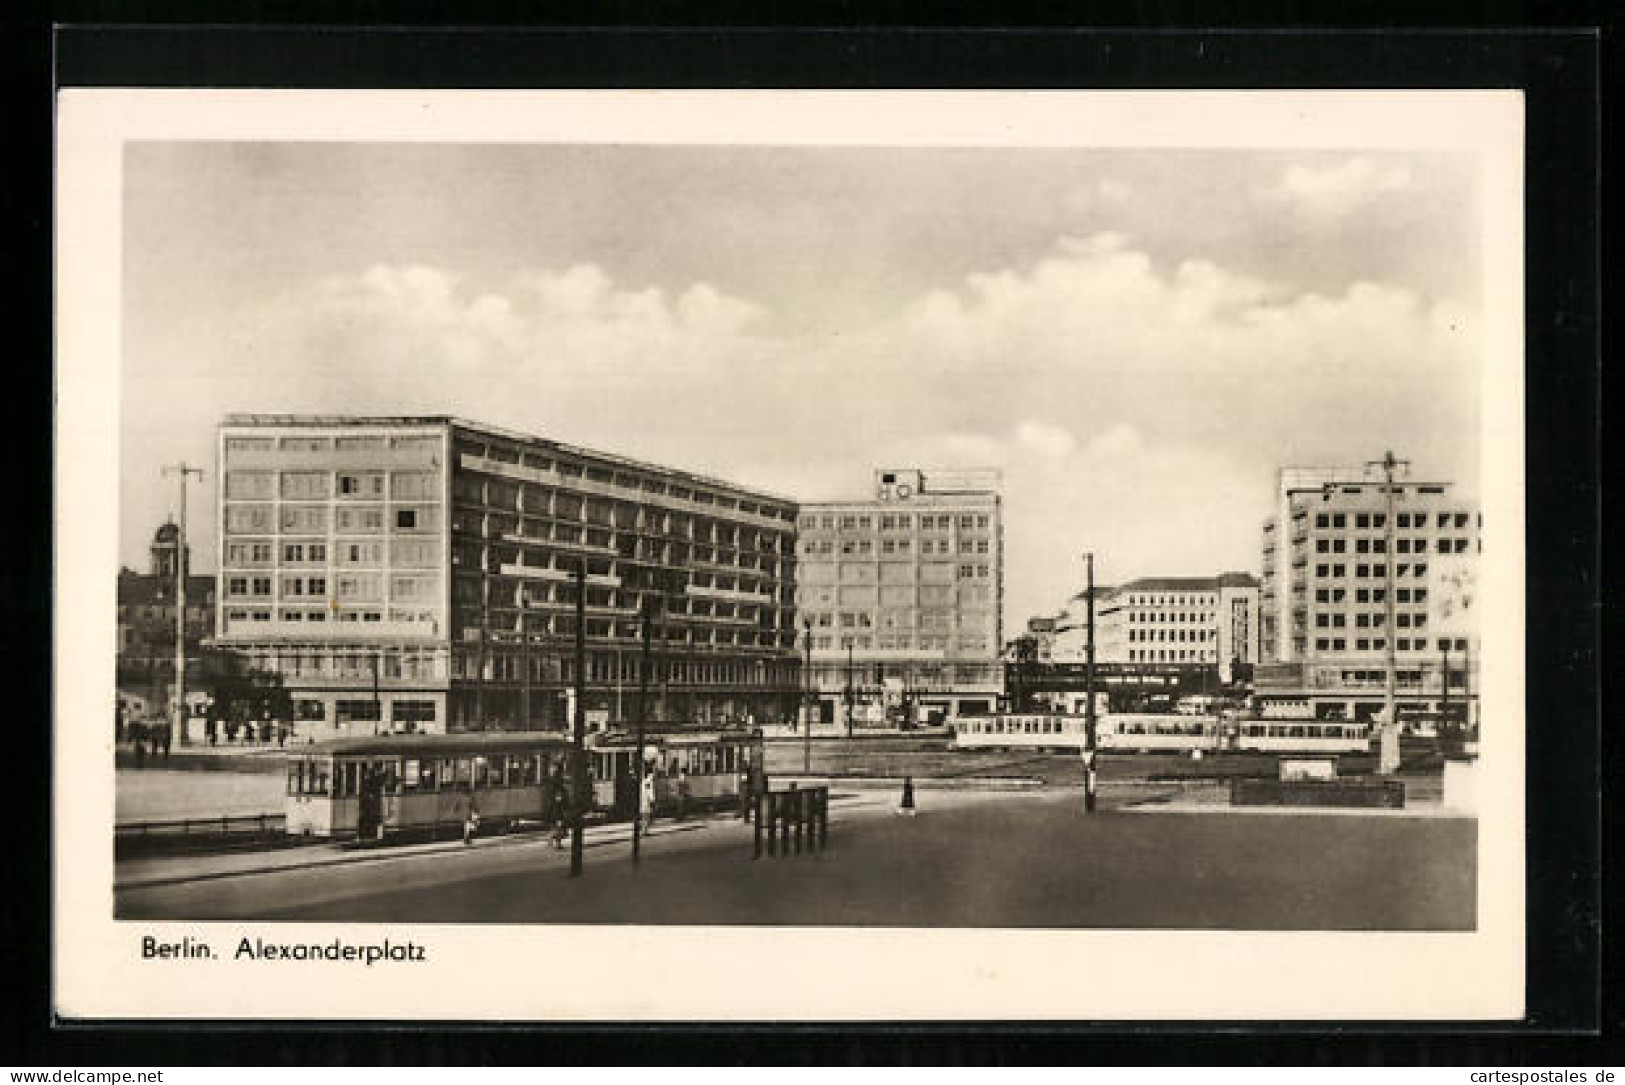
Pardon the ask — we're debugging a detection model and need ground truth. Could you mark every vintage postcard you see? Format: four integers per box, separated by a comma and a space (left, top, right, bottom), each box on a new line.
55, 89, 1525, 1020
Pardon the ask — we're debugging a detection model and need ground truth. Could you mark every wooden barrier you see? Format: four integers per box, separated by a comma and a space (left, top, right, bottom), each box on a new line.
754, 786, 830, 859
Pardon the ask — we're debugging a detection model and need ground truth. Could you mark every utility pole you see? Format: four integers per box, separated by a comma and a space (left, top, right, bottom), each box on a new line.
1369, 450, 1410, 775
570, 559, 587, 876
802, 616, 814, 773
633, 595, 655, 865
1083, 552, 1098, 813
519, 587, 531, 731
844, 638, 855, 739
370, 650, 381, 735
162, 463, 203, 749
1440, 642, 1451, 733
474, 561, 488, 730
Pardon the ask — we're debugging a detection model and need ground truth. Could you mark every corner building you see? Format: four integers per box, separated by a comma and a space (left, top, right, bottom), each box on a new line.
796, 468, 1003, 725
214, 416, 801, 736
1257, 466, 1481, 720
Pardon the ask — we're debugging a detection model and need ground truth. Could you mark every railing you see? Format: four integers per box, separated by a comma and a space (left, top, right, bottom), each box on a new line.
115, 813, 286, 841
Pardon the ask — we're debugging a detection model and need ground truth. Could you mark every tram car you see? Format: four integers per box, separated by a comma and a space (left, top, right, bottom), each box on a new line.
587, 727, 761, 819
286, 726, 763, 839
950, 712, 1370, 755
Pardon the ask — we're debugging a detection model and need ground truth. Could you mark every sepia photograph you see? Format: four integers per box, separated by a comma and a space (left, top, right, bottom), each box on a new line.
54, 89, 1526, 1021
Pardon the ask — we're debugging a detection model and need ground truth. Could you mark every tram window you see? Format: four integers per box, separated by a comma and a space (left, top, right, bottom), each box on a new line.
287, 762, 302, 796
311, 763, 330, 795
402, 759, 422, 791
473, 757, 492, 788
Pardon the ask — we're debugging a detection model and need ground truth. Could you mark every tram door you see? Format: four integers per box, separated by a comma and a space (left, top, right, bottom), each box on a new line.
357, 764, 385, 841
611, 752, 638, 819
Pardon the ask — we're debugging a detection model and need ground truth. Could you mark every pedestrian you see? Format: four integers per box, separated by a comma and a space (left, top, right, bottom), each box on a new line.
640, 768, 657, 835
463, 791, 481, 846
676, 765, 690, 821
549, 763, 568, 849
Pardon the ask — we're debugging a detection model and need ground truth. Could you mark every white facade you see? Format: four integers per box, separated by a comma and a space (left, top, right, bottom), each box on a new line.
1054, 574, 1259, 682
1256, 465, 1481, 720
795, 468, 1003, 723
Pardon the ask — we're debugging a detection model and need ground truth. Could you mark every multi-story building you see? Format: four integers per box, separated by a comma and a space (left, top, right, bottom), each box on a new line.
116, 520, 216, 725
1093, 573, 1260, 682
1256, 465, 1481, 720
794, 468, 1003, 725
213, 415, 802, 737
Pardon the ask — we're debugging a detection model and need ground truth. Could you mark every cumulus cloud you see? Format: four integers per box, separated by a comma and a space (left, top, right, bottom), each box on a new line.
1015, 420, 1077, 458
210, 233, 1476, 631
1258, 156, 1415, 218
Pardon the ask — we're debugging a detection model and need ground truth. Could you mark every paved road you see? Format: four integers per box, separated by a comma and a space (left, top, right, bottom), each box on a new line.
117, 790, 1474, 929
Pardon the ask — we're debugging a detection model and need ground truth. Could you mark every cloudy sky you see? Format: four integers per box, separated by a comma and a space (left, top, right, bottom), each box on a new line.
121, 142, 1482, 629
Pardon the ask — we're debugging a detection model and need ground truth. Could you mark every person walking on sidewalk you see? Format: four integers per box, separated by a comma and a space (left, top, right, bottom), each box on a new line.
641, 768, 658, 835
462, 791, 481, 846
548, 762, 567, 849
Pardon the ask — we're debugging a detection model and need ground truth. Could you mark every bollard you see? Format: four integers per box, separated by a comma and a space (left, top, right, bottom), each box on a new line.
898, 775, 916, 816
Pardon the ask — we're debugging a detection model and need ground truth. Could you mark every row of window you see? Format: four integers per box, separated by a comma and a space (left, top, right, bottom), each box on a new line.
1315, 612, 1428, 629
1314, 510, 1478, 530
224, 470, 440, 502
809, 633, 990, 656
1314, 536, 1475, 555
1127, 648, 1214, 663
226, 434, 437, 454
801, 537, 990, 557
1129, 628, 1212, 643
1123, 593, 1216, 607
1129, 611, 1214, 624
1314, 637, 1469, 653
1314, 587, 1429, 604
1314, 562, 1431, 579
222, 539, 441, 569
225, 505, 438, 535
799, 512, 992, 532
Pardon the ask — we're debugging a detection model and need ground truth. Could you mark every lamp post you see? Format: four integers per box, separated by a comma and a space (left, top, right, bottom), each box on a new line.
1083, 552, 1098, 814
844, 638, 855, 739
802, 615, 814, 774
570, 558, 587, 876
1369, 450, 1410, 775
633, 595, 656, 865
161, 462, 203, 748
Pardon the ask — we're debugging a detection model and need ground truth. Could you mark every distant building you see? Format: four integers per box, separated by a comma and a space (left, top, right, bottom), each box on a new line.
1051, 573, 1259, 685
1256, 465, 1480, 720
116, 519, 216, 724
213, 415, 802, 738
795, 468, 1003, 724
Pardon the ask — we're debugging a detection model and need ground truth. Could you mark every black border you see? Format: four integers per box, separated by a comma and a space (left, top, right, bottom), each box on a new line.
10, 15, 1606, 1066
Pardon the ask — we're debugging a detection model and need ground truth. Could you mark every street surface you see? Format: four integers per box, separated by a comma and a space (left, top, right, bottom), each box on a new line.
118, 789, 1475, 929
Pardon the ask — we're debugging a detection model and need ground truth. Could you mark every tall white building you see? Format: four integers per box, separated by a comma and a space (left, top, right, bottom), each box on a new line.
795, 468, 1003, 725
1256, 464, 1481, 720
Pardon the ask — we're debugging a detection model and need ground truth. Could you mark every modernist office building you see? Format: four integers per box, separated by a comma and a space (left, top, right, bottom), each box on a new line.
795, 468, 1003, 724
213, 415, 802, 736
1084, 573, 1260, 682
1257, 465, 1480, 720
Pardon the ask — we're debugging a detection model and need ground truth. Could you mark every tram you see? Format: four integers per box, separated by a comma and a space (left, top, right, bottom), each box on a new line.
950, 712, 1369, 755
587, 727, 762, 819
285, 726, 763, 840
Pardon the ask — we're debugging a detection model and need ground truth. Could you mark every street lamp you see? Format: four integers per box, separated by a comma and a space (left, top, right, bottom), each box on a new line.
1083, 551, 1098, 814
1368, 450, 1410, 775
844, 637, 855, 739
801, 615, 814, 774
